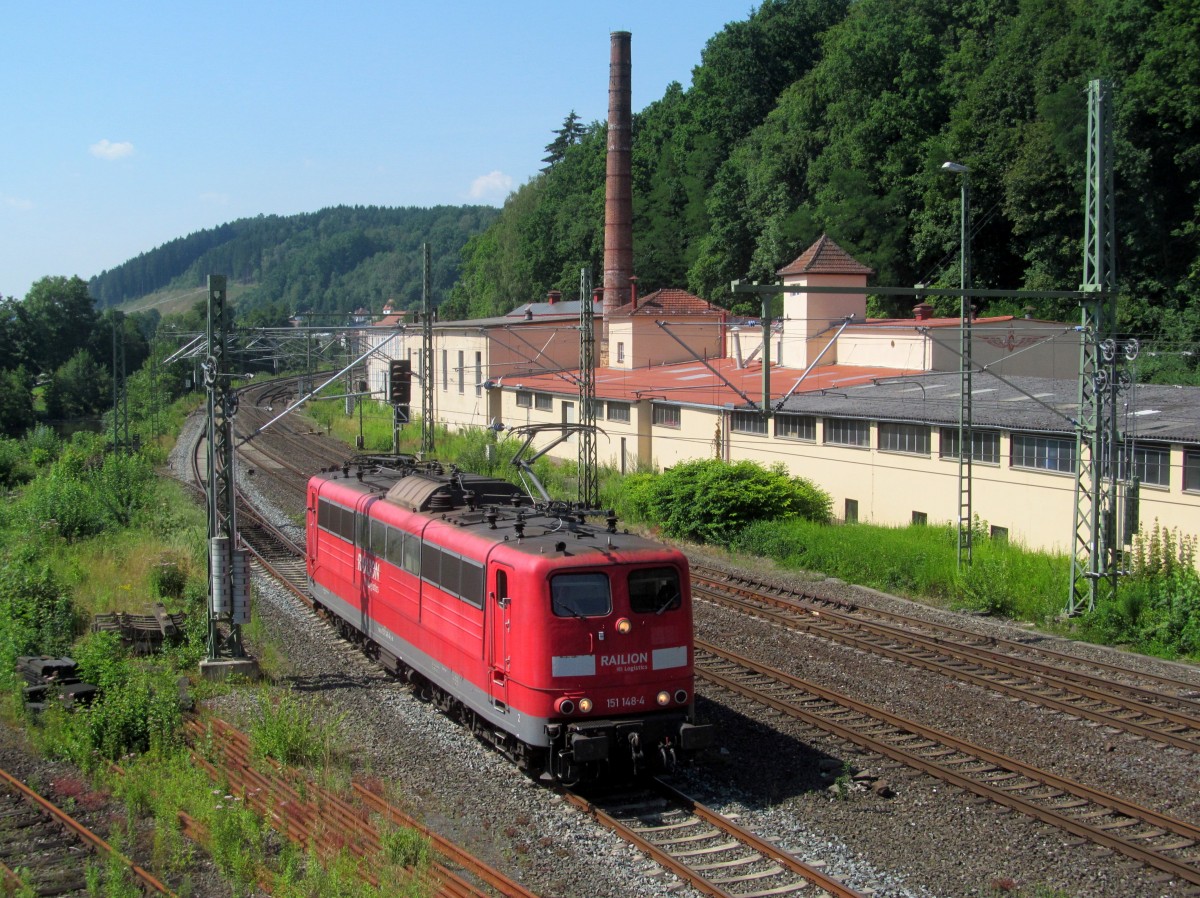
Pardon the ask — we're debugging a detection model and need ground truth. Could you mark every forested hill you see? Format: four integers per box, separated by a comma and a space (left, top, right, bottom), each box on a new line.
444, 0, 1198, 368
89, 205, 499, 316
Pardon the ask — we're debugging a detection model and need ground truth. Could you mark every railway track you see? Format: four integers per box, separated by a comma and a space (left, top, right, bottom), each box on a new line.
184, 717, 533, 898
695, 640, 1200, 890
0, 766, 174, 897
564, 779, 865, 898
693, 565, 1200, 753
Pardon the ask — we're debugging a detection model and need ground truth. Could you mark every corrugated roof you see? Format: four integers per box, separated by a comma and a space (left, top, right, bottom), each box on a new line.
505, 299, 603, 318
772, 371, 1200, 444
777, 234, 875, 277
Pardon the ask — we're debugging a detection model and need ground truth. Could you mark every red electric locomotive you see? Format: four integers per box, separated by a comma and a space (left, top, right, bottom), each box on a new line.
306, 456, 712, 783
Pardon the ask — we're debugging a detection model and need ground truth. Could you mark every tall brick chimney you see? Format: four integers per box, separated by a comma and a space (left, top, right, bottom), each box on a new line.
603, 31, 633, 325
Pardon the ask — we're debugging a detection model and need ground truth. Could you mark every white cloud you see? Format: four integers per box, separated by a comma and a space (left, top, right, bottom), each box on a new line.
89, 139, 135, 161
468, 170, 513, 202
3, 195, 33, 211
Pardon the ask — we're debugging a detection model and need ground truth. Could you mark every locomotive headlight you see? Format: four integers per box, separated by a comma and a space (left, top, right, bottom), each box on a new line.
556, 698, 575, 715
656, 691, 671, 706
675, 689, 688, 704
616, 617, 632, 634
578, 697, 594, 713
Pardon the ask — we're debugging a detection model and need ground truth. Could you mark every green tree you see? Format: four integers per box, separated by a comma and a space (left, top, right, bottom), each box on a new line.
44, 350, 108, 419
0, 367, 35, 437
542, 110, 588, 170
19, 276, 100, 375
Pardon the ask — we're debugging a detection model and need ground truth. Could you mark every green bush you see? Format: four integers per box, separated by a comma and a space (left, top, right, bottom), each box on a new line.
624, 459, 831, 544
0, 549, 79, 656
251, 688, 339, 767
83, 666, 184, 759
17, 445, 157, 541
0, 437, 35, 488
1081, 523, 1200, 659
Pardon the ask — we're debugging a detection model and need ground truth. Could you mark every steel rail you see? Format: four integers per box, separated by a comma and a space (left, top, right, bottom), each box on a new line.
695, 641, 1200, 888
693, 564, 1200, 709
693, 572, 1200, 752
186, 718, 515, 898
561, 783, 864, 898
0, 765, 177, 896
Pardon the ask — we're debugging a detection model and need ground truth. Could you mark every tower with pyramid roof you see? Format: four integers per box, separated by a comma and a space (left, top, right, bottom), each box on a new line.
776, 234, 874, 368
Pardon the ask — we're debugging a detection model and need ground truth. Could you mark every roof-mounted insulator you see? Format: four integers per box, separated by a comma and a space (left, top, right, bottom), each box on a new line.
555, 541, 567, 553
606, 510, 618, 534
486, 508, 498, 529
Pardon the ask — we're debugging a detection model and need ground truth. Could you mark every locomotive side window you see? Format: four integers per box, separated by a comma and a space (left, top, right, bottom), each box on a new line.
384, 525, 405, 567
460, 558, 484, 609
629, 567, 682, 614
369, 519, 386, 557
422, 542, 441, 587
550, 573, 611, 618
402, 534, 421, 575
317, 499, 355, 542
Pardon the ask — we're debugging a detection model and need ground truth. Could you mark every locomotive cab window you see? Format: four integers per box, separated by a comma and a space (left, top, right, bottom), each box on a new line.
629, 568, 682, 614
550, 573, 610, 618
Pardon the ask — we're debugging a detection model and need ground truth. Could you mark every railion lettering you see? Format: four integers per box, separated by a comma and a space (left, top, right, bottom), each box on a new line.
600, 652, 648, 667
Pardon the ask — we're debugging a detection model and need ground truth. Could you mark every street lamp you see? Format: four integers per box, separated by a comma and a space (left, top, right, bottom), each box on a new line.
942, 160, 972, 567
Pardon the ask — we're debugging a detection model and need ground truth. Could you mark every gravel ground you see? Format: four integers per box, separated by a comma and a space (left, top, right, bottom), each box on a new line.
57, 408, 1192, 897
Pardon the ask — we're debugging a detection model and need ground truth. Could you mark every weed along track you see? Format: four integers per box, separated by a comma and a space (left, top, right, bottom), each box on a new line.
693, 565, 1200, 753
183, 718, 534, 898
695, 642, 1200, 889
0, 766, 174, 897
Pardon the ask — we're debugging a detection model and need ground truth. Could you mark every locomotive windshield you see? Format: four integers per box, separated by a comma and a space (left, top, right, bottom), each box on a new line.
550, 572, 611, 618
629, 567, 682, 614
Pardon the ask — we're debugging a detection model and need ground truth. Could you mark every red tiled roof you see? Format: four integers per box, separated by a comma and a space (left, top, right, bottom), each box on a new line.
505, 358, 915, 408
608, 288, 723, 317
777, 234, 874, 277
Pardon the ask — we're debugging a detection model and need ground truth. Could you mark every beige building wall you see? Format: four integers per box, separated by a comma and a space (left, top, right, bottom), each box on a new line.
779, 274, 868, 368
927, 323, 1080, 379
609, 317, 723, 370
800, 321, 1078, 378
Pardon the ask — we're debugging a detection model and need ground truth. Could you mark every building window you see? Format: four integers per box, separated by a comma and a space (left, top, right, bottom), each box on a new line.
1011, 433, 1076, 473
990, 525, 1009, 542
844, 498, 858, 523
475, 352, 482, 397
911, 511, 927, 526
940, 428, 1000, 464
653, 405, 681, 429
617, 342, 625, 364
534, 393, 553, 411
607, 401, 631, 423
824, 417, 870, 447
775, 414, 816, 441
878, 422, 930, 455
441, 350, 448, 391
457, 350, 464, 394
731, 411, 768, 434
516, 391, 532, 409
1186, 450, 1200, 492
1126, 443, 1169, 488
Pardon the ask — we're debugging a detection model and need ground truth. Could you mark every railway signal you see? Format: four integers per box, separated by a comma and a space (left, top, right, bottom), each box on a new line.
389, 359, 412, 405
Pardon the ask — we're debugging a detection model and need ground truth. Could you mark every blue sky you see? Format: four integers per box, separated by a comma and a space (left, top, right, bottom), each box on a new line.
1, 1, 753, 300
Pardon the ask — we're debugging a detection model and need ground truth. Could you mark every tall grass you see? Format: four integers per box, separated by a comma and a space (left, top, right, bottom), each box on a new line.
732, 518, 1069, 623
